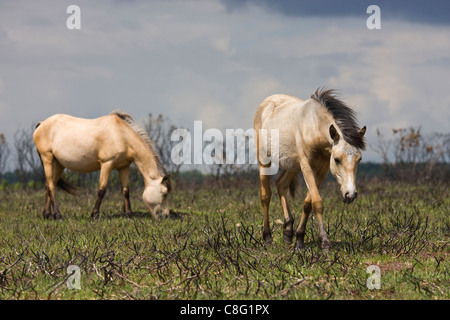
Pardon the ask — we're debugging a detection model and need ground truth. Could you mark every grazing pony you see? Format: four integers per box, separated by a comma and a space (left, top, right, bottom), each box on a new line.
33, 111, 171, 220
254, 88, 366, 249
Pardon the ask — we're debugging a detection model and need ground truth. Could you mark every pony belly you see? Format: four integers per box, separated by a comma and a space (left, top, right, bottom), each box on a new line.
279, 156, 301, 171
53, 151, 101, 173
277, 134, 301, 171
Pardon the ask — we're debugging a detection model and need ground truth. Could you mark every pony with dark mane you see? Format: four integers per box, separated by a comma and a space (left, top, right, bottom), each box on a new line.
33, 111, 171, 220
254, 87, 366, 249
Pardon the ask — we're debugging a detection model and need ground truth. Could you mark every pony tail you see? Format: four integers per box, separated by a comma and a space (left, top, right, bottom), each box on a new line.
57, 178, 78, 195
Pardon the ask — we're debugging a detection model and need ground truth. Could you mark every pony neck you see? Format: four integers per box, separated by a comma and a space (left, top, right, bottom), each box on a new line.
316, 109, 341, 151
131, 139, 163, 187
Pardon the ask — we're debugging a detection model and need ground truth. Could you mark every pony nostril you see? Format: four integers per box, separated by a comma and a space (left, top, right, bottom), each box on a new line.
344, 192, 357, 203
343, 192, 349, 203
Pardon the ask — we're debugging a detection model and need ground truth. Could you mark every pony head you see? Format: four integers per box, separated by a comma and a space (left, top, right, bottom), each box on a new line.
329, 124, 366, 204
142, 175, 172, 218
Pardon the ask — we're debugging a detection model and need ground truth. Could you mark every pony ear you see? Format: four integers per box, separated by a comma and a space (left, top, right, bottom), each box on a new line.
358, 126, 367, 137
329, 124, 340, 143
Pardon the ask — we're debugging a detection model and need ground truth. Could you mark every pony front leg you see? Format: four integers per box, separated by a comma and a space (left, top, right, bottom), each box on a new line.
91, 188, 106, 219
121, 187, 132, 217
91, 163, 113, 219
297, 193, 330, 249
118, 167, 133, 217
295, 192, 312, 249
313, 199, 331, 249
297, 163, 331, 250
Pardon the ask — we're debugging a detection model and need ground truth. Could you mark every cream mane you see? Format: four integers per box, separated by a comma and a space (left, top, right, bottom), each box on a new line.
111, 111, 167, 176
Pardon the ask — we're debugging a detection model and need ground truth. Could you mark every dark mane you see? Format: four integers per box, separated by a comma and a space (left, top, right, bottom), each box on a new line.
311, 87, 366, 150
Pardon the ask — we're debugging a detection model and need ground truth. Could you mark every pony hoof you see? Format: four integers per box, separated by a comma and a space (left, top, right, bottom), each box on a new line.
91, 211, 100, 219
295, 240, 306, 251
43, 211, 52, 219
52, 209, 63, 220
123, 211, 133, 218
283, 231, 293, 244
263, 231, 272, 245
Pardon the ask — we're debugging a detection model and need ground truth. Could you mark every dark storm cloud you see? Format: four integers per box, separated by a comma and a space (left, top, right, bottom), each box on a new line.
221, 0, 450, 25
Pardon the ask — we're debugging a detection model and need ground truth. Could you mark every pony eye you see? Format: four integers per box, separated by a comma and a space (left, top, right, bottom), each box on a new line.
334, 158, 341, 165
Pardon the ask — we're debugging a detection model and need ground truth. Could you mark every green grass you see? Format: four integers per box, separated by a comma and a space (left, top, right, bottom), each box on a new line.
0, 179, 448, 300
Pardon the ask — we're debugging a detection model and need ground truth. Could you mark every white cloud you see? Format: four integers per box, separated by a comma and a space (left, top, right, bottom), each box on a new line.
211, 36, 236, 55
0, 0, 449, 164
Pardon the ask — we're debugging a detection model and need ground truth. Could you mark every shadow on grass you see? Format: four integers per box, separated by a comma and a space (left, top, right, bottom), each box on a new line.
103, 210, 187, 220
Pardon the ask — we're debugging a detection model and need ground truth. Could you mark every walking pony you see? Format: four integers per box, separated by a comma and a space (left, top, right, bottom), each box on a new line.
33, 111, 172, 220
254, 88, 366, 249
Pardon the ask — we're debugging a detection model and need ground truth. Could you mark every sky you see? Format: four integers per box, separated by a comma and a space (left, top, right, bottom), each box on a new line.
0, 0, 449, 166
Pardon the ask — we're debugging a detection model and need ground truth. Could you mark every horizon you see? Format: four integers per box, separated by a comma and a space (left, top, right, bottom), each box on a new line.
1, 1, 449, 170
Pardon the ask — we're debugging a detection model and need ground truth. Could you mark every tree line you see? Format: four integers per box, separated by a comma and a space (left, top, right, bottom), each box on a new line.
372, 127, 449, 182
0, 115, 449, 189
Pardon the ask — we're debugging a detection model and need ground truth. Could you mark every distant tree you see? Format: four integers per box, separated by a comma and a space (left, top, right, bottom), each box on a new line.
143, 113, 184, 174
0, 133, 10, 180
373, 127, 449, 182
13, 125, 43, 183
205, 132, 257, 180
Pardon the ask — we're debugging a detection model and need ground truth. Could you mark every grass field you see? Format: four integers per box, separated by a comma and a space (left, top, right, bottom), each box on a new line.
0, 177, 448, 300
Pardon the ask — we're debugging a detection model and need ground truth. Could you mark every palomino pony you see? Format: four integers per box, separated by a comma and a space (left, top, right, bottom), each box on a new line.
254, 88, 366, 249
33, 111, 172, 220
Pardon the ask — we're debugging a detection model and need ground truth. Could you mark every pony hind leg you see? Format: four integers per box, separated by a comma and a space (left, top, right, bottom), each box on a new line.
41, 154, 64, 219
276, 170, 300, 244
51, 161, 65, 219
43, 184, 52, 219
259, 168, 273, 244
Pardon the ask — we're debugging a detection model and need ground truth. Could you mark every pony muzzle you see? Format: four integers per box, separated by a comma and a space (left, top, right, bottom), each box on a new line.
343, 191, 357, 204
149, 204, 170, 219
